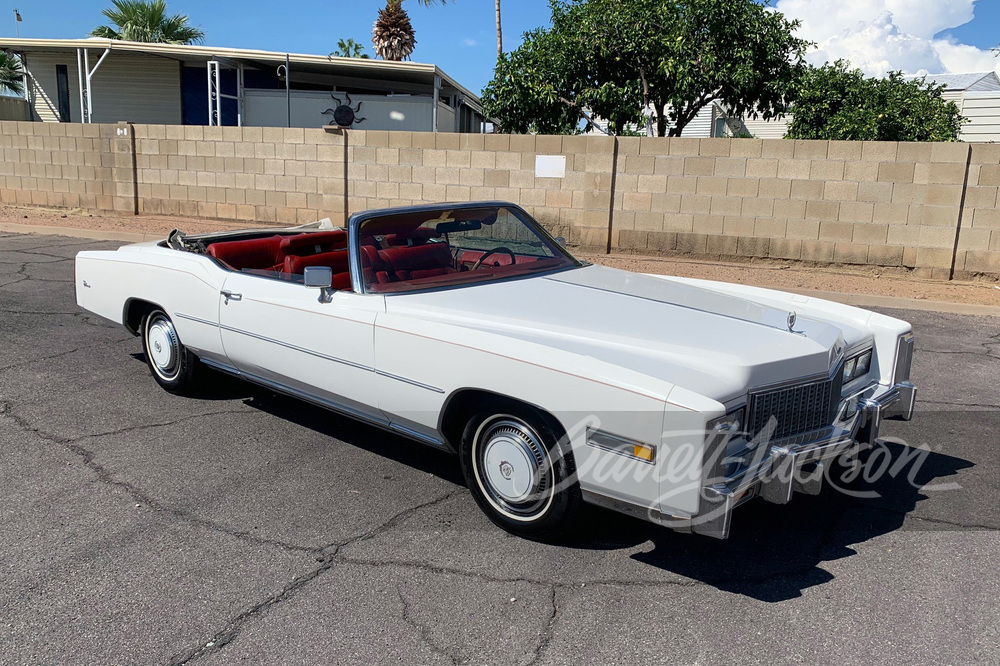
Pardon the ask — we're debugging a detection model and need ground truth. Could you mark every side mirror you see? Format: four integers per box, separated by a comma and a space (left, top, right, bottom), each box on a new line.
555, 237, 566, 247
303, 266, 334, 303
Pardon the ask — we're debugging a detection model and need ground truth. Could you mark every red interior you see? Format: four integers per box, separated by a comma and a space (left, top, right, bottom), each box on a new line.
206, 228, 554, 294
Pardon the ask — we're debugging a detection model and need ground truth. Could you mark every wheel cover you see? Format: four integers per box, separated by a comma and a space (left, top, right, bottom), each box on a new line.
473, 416, 554, 521
146, 314, 181, 381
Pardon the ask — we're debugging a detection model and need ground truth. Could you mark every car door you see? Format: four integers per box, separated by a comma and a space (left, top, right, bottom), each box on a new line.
216, 271, 384, 422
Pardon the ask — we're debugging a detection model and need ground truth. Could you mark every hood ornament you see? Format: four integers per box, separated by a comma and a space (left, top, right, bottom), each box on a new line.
786, 311, 797, 332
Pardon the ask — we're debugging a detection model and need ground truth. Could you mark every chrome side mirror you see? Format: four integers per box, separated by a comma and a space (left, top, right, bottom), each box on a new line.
303, 266, 334, 303
555, 236, 566, 247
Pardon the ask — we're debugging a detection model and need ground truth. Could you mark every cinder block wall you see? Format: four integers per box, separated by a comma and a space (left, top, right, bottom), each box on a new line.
0, 120, 133, 214
610, 137, 987, 279
2, 121, 999, 278
130, 125, 616, 248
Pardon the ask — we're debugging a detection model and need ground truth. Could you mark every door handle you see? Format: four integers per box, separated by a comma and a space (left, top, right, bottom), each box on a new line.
221, 290, 242, 303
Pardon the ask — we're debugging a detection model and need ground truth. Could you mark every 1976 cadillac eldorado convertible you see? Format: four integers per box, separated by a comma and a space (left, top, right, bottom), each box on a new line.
75, 201, 916, 539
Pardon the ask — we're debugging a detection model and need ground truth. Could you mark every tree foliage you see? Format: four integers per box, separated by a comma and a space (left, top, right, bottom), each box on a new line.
90, 0, 204, 44
785, 61, 965, 142
0, 51, 25, 96
482, 0, 808, 136
330, 38, 370, 59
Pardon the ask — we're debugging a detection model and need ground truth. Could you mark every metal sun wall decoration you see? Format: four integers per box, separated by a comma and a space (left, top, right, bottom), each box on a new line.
322, 92, 367, 127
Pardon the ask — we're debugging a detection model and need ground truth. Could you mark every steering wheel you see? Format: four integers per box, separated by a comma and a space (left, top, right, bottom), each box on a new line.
471, 247, 517, 270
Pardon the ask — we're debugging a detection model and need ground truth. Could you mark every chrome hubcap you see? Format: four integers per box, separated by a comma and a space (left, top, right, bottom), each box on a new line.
146, 315, 180, 379
474, 417, 553, 520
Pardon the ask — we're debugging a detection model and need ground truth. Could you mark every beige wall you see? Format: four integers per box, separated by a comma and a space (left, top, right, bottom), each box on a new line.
0, 120, 134, 213
0, 97, 29, 121
1, 120, 998, 279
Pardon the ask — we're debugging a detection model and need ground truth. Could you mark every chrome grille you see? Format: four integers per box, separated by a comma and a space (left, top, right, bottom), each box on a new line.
746, 377, 838, 441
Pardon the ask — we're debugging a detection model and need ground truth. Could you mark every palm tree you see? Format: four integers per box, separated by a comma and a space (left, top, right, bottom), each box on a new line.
90, 0, 205, 45
372, 0, 449, 62
0, 51, 24, 96
330, 38, 370, 59
495, 0, 502, 56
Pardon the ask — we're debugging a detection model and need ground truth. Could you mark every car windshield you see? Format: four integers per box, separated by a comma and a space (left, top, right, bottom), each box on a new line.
356, 205, 580, 293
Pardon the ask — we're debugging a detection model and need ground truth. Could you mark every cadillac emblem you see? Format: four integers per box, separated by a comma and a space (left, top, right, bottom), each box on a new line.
787, 311, 797, 332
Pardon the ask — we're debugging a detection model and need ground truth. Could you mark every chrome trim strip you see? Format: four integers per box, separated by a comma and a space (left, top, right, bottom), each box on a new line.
179, 315, 443, 394
177, 312, 373, 372
197, 358, 450, 450
375, 370, 445, 394
388, 422, 449, 448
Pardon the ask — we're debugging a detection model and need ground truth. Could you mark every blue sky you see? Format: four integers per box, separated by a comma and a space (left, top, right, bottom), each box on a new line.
5, 0, 999, 93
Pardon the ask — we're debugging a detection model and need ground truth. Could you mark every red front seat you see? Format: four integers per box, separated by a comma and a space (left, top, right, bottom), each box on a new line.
377, 242, 457, 281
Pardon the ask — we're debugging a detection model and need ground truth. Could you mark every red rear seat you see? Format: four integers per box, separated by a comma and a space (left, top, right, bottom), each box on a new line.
208, 235, 284, 270
378, 242, 457, 281
285, 250, 352, 290
279, 230, 348, 256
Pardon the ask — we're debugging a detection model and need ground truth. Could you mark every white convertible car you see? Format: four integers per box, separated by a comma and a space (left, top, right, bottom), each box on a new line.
75, 201, 916, 539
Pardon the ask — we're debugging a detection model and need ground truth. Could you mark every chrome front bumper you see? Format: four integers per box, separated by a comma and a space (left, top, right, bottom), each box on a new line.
690, 381, 917, 539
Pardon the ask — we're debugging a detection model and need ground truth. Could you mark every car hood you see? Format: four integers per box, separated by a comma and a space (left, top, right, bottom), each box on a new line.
383, 265, 870, 404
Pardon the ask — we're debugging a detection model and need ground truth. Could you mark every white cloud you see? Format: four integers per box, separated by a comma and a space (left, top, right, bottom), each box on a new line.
775, 0, 998, 76
462, 38, 478, 47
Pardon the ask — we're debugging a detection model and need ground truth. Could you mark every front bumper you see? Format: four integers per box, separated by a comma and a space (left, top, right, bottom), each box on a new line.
689, 381, 917, 539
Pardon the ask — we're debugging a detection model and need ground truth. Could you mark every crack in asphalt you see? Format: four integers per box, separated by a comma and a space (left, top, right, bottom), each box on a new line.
0, 400, 321, 557
526, 585, 560, 666
920, 399, 1000, 409
397, 585, 462, 665
0, 337, 134, 372
166, 490, 462, 665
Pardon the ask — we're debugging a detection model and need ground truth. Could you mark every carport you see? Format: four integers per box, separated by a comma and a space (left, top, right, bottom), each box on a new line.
0, 37, 485, 131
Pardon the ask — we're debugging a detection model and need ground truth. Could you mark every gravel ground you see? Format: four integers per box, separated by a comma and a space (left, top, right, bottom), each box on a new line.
0, 232, 998, 664
3, 203, 999, 308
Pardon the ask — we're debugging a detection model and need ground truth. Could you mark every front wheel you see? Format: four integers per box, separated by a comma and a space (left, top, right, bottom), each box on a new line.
141, 309, 200, 394
459, 407, 580, 539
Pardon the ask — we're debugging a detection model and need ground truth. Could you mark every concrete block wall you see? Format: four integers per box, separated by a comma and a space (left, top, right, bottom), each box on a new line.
131, 125, 616, 248
611, 137, 984, 279
2, 121, 999, 278
0, 120, 133, 214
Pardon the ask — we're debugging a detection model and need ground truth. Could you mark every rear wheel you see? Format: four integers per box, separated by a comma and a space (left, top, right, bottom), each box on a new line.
141, 309, 199, 394
459, 406, 580, 539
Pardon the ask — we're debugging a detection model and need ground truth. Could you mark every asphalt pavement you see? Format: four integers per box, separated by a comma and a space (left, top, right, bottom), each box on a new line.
1, 232, 998, 665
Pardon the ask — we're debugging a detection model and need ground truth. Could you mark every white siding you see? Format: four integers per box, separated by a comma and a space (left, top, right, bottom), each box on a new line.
244, 89, 439, 131
742, 116, 790, 139
23, 50, 180, 124
959, 92, 1000, 143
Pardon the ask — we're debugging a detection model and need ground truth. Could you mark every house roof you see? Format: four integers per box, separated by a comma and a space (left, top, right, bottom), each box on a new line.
905, 71, 1000, 92
0, 37, 483, 110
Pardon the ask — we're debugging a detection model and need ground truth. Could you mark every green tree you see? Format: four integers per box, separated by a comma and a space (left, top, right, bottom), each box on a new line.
0, 51, 24, 96
90, 0, 205, 45
330, 38, 370, 59
482, 0, 808, 136
785, 61, 965, 142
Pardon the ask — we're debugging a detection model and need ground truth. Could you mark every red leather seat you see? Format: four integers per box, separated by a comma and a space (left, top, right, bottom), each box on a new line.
384, 228, 440, 247
360, 244, 390, 285
208, 235, 284, 270
285, 250, 350, 275
279, 230, 348, 256
378, 242, 457, 281
285, 250, 352, 291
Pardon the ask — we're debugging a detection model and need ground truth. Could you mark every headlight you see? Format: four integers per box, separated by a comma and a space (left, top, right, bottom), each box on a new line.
707, 408, 744, 435
842, 357, 857, 382
842, 348, 873, 383
855, 350, 872, 376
